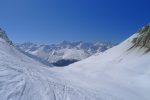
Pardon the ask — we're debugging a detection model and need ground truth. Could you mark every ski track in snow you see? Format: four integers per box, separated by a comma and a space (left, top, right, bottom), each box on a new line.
0, 32, 150, 100
0, 45, 98, 100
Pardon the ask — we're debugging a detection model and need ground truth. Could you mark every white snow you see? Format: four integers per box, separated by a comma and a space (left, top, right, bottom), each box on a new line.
16, 41, 114, 64
0, 32, 150, 100
0, 39, 98, 100
51, 33, 150, 100
48, 48, 90, 63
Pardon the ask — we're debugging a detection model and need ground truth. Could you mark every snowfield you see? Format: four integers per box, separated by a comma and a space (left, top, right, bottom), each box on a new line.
59, 33, 150, 100
1, 28, 150, 100
0, 39, 98, 100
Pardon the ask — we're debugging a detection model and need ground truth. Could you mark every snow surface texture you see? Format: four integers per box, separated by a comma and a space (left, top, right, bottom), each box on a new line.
0, 38, 97, 100
57, 33, 150, 100
1, 25, 150, 100
16, 41, 114, 66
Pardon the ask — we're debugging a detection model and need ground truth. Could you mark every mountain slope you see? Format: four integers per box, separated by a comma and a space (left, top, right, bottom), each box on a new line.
16, 41, 114, 66
0, 30, 99, 100
56, 25, 150, 100
1, 24, 150, 100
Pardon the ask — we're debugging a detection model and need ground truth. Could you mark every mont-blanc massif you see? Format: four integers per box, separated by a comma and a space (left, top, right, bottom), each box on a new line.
0, 0, 150, 100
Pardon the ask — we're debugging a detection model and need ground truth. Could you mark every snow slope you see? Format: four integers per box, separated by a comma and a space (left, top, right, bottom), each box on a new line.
0, 33, 99, 100
1, 24, 150, 100
55, 31, 150, 100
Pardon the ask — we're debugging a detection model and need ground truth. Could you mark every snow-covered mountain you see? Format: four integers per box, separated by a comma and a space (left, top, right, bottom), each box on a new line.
0, 29, 98, 100
58, 24, 150, 100
1, 24, 150, 100
16, 41, 114, 66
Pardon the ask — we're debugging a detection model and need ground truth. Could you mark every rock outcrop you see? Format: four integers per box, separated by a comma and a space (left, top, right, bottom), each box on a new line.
132, 24, 150, 48
0, 28, 12, 45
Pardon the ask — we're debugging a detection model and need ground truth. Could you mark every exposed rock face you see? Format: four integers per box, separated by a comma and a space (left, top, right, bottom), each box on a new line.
132, 24, 150, 48
52, 59, 78, 67
0, 28, 12, 45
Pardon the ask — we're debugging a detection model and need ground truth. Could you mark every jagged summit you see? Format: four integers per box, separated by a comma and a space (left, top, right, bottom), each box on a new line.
0, 28, 12, 45
132, 24, 150, 48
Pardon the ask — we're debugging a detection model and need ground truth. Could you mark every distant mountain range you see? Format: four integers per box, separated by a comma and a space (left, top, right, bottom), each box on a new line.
15, 41, 115, 66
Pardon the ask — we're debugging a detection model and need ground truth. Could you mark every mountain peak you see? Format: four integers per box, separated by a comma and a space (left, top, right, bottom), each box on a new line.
132, 24, 150, 49
0, 28, 12, 45
138, 24, 150, 34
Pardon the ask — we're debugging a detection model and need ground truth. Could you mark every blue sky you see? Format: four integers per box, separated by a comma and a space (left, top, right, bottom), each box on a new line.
0, 0, 150, 44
